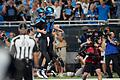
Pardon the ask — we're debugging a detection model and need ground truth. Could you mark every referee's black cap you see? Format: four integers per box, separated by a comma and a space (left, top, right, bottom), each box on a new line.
19, 23, 28, 30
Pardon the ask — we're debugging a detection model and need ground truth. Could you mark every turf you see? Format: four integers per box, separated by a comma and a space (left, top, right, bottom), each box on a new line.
34, 72, 119, 80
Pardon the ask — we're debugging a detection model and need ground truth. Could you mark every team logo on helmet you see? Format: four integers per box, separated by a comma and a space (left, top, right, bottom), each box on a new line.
45, 7, 54, 16
37, 7, 45, 13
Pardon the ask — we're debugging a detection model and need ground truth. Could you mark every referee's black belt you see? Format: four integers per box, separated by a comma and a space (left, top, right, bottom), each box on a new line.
22, 58, 32, 62
15, 58, 32, 63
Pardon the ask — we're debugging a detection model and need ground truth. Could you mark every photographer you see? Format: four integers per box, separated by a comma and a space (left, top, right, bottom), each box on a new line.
0, 31, 7, 47
5, 32, 15, 48
81, 36, 102, 80
105, 32, 120, 78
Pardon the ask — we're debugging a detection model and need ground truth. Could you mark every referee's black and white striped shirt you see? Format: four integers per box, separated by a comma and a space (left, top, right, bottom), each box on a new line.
10, 35, 37, 60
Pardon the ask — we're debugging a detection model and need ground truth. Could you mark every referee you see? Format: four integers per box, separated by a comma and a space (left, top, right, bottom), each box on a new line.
10, 23, 38, 80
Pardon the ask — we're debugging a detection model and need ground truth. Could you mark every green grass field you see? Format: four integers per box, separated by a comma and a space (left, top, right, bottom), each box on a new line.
34, 77, 120, 80
34, 73, 120, 80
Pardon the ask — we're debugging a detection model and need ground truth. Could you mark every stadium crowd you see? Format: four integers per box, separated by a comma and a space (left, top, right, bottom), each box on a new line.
0, 0, 119, 21
0, 0, 120, 80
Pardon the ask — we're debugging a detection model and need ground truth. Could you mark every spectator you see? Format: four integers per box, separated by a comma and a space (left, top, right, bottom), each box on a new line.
41, 0, 48, 9
17, 4, 26, 21
14, 0, 22, 7
87, 0, 94, 11
5, 32, 15, 47
116, 0, 120, 18
106, 0, 116, 19
105, 32, 120, 78
59, 0, 66, 20
3, 0, 18, 21
97, 0, 110, 21
72, 0, 79, 8
24, 4, 31, 21
29, 1, 39, 25
93, 0, 100, 7
51, 0, 62, 20
22, 0, 34, 9
0, 0, 6, 21
86, 3, 98, 20
62, 0, 74, 20
81, 0, 90, 15
62, 0, 67, 4
73, 1, 83, 20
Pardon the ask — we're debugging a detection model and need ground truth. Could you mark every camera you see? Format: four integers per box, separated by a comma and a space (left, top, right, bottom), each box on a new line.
0, 33, 7, 41
85, 30, 103, 44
